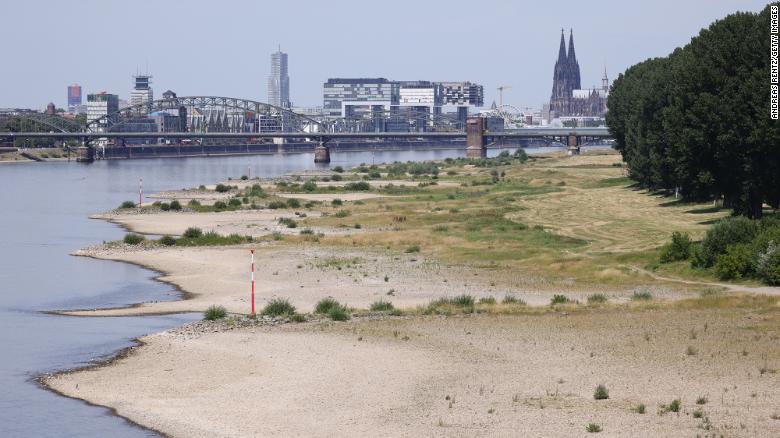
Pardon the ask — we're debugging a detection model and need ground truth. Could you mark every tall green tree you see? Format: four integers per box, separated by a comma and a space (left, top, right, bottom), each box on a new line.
608, 3, 780, 218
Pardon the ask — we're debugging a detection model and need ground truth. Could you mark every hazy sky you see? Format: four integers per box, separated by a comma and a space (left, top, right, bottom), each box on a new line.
0, 0, 769, 111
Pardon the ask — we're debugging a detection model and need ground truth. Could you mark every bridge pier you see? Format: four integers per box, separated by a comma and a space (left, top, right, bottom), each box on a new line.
314, 141, 330, 163
567, 133, 580, 155
466, 116, 487, 159
274, 137, 286, 154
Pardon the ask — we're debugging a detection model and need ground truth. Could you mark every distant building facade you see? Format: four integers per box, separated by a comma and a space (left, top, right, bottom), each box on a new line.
323, 78, 399, 118
323, 78, 483, 130
549, 30, 609, 119
130, 75, 153, 107
268, 50, 290, 108
67, 84, 83, 113
86, 92, 119, 133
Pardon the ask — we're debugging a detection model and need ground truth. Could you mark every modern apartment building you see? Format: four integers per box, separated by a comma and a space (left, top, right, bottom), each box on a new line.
86, 92, 119, 133
323, 78, 399, 117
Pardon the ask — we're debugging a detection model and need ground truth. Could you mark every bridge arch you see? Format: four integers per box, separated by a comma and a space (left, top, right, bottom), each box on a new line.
86, 96, 323, 134
0, 111, 84, 133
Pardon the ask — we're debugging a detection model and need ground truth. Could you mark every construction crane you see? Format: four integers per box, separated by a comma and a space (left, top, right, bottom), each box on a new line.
497, 85, 512, 109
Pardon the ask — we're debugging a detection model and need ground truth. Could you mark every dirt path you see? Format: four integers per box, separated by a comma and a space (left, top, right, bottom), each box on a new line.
629, 266, 780, 295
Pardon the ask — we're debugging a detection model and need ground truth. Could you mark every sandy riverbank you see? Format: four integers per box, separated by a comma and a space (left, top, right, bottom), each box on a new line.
64, 243, 507, 316
46, 303, 780, 437
45, 152, 780, 437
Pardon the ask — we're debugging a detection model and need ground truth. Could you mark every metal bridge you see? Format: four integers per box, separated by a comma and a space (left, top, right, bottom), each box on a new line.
1, 96, 611, 162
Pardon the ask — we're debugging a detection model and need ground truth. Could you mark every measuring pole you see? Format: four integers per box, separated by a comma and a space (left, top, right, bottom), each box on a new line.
247, 165, 251, 180
250, 249, 255, 315
139, 178, 143, 208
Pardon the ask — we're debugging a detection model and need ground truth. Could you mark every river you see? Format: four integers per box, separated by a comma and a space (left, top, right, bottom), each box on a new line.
0, 146, 572, 437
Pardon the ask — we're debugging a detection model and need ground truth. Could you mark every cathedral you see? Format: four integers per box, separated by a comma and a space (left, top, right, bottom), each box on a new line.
549, 29, 609, 119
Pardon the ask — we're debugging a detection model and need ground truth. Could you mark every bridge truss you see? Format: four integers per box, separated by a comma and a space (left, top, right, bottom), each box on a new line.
0, 110, 83, 133
85, 96, 323, 134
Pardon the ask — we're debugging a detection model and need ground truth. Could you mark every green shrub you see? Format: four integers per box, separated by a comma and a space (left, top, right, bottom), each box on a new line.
302, 180, 317, 192
213, 201, 227, 210
697, 217, 759, 267
634, 403, 646, 414
278, 217, 297, 228
662, 399, 681, 413
585, 423, 602, 433
478, 296, 497, 305
594, 384, 609, 400
405, 245, 420, 253
433, 224, 449, 232
159, 202, 170, 211
328, 305, 350, 321
158, 235, 177, 246
248, 184, 267, 198
345, 181, 370, 191
513, 148, 528, 162
215, 183, 230, 193
290, 313, 306, 323
755, 240, 780, 285
228, 198, 242, 207
198, 185, 207, 190
333, 166, 344, 173
331, 199, 343, 206
659, 231, 692, 263
123, 233, 145, 245
368, 170, 381, 179
299, 228, 314, 235
286, 198, 301, 208
188, 199, 201, 207
119, 200, 136, 209
550, 294, 571, 305
696, 396, 708, 405
502, 295, 525, 305
240, 175, 248, 180
334, 210, 350, 218
315, 297, 342, 314
183, 227, 203, 238
369, 300, 394, 311
587, 293, 608, 304
451, 294, 474, 307
262, 298, 296, 316
330, 174, 343, 181
714, 244, 753, 280
268, 201, 286, 209
169, 200, 182, 211
631, 290, 653, 301
203, 305, 227, 320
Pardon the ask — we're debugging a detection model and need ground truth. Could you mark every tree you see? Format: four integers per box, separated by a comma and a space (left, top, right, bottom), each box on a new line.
608, 3, 780, 218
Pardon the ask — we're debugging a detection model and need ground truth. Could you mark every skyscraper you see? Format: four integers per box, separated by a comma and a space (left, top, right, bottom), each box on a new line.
130, 74, 153, 107
67, 83, 82, 113
268, 50, 290, 108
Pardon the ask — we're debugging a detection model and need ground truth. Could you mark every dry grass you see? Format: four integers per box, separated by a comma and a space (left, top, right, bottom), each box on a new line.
293, 151, 728, 290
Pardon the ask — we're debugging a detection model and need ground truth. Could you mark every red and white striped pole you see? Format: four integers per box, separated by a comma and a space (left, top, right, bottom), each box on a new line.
139, 178, 143, 208
250, 249, 255, 315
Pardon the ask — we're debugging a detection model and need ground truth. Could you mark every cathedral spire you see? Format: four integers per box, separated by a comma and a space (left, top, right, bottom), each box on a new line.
567, 29, 577, 63
557, 28, 567, 62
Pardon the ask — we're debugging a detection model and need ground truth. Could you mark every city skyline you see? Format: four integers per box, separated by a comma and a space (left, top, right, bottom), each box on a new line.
0, 0, 769, 110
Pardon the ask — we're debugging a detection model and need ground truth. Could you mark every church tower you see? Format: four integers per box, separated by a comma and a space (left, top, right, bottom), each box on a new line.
550, 29, 573, 116
567, 29, 581, 90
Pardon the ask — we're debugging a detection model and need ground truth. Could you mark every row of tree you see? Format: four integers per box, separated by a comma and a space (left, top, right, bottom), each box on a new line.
606, 4, 779, 218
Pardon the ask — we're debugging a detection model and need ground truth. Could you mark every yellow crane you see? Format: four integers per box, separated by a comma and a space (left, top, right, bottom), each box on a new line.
497, 85, 512, 109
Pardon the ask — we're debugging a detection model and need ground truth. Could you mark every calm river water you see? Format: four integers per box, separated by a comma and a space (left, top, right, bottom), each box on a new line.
0, 146, 571, 437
